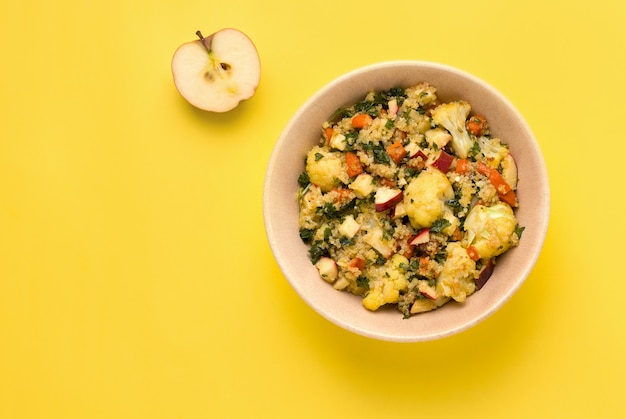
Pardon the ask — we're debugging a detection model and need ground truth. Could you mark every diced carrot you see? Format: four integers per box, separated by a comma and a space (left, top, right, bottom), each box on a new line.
451, 226, 463, 242
349, 257, 366, 270
345, 152, 363, 177
379, 178, 396, 188
499, 190, 518, 207
467, 115, 488, 136
324, 127, 334, 143
455, 158, 471, 174
477, 161, 518, 207
351, 113, 373, 129
386, 141, 407, 164
467, 246, 480, 261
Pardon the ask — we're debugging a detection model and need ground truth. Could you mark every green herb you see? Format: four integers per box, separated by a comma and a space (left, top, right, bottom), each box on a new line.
297, 171, 310, 187
314, 152, 324, 161
299, 228, 315, 243
373, 145, 390, 165
515, 225, 526, 238
309, 241, 326, 264
430, 218, 452, 233
357, 275, 370, 289
469, 141, 480, 160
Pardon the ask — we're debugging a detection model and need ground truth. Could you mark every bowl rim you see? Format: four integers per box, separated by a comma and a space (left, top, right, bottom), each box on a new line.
264, 60, 550, 342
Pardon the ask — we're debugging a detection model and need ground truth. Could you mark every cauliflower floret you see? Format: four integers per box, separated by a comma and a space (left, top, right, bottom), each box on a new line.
305, 145, 347, 192
477, 136, 509, 169
403, 168, 454, 229
363, 254, 410, 311
431, 101, 473, 159
463, 203, 519, 259
436, 242, 477, 302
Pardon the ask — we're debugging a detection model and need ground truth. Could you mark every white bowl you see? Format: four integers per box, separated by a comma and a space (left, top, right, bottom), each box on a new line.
263, 61, 549, 342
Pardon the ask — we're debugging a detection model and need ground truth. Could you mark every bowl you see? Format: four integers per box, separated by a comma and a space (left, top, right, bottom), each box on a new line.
263, 61, 549, 342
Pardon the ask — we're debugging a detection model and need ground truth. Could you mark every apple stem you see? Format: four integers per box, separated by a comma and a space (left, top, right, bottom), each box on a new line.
195, 30, 210, 53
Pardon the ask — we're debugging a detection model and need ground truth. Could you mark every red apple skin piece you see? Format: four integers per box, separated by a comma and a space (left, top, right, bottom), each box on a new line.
374, 187, 404, 212
430, 150, 454, 172
475, 259, 495, 290
409, 228, 430, 246
418, 282, 438, 300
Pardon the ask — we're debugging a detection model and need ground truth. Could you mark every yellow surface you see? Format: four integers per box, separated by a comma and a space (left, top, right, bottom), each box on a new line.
1, 0, 625, 417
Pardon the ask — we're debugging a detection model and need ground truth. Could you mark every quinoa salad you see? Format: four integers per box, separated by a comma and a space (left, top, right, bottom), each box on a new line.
297, 83, 525, 318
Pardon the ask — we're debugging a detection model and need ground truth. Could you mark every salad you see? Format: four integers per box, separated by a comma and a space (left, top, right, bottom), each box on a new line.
297, 83, 524, 317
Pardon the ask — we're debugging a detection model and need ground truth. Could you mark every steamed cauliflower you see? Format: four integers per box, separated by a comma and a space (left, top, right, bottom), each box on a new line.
305, 145, 347, 192
431, 101, 473, 159
403, 168, 454, 229
436, 242, 477, 302
464, 203, 519, 259
362, 254, 409, 311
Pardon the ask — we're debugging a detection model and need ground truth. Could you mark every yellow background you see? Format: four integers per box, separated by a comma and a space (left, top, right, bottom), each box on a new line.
1, 0, 624, 417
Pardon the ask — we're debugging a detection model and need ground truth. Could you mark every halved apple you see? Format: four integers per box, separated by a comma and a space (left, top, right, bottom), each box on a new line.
171, 28, 261, 112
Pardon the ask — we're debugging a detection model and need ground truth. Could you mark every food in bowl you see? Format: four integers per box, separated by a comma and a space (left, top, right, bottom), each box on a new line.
297, 82, 525, 318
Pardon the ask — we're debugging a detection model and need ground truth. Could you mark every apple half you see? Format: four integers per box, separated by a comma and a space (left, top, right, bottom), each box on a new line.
171, 28, 261, 112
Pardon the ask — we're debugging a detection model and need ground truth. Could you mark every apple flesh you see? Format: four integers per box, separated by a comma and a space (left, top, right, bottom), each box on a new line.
171, 28, 261, 112
475, 259, 495, 290
427, 150, 454, 172
315, 257, 338, 283
374, 187, 403, 212
409, 228, 430, 246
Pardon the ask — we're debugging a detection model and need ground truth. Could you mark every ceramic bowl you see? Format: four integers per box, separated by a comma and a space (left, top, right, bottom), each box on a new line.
263, 61, 549, 342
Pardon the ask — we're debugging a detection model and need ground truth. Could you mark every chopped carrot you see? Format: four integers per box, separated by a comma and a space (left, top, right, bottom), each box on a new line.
477, 161, 518, 207
345, 152, 363, 177
386, 141, 407, 164
455, 158, 471, 174
349, 257, 366, 270
499, 190, 518, 207
379, 178, 396, 188
351, 113, 373, 129
324, 127, 334, 143
467, 115, 488, 136
466, 246, 480, 261
451, 226, 463, 241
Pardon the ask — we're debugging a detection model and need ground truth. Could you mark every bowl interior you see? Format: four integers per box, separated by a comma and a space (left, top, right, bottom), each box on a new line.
264, 61, 549, 342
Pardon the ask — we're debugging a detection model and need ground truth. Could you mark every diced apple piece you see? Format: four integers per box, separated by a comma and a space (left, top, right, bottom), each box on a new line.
329, 133, 347, 151
388, 99, 399, 117
425, 128, 452, 149
475, 259, 495, 290
338, 215, 360, 239
333, 277, 350, 290
374, 186, 404, 212
391, 202, 407, 219
410, 298, 437, 314
363, 228, 394, 258
418, 281, 438, 300
409, 228, 430, 246
349, 173, 375, 198
427, 150, 454, 172
501, 153, 518, 190
315, 257, 338, 283
405, 141, 428, 160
